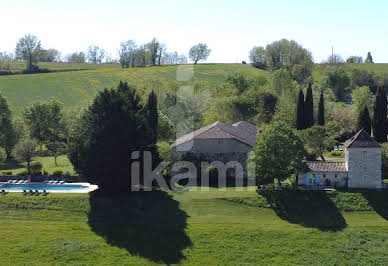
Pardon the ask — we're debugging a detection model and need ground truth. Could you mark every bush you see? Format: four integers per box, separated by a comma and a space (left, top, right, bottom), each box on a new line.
52, 169, 63, 176
19, 169, 28, 176
1, 170, 12, 175
30, 161, 43, 176
0, 147, 7, 162
43, 169, 48, 175
330, 150, 344, 157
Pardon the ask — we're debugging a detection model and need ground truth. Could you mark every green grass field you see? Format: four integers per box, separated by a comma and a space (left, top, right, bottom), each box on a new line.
0, 63, 265, 115
0, 188, 387, 265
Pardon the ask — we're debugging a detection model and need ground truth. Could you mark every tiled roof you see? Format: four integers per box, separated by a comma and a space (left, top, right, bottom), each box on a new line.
344, 129, 381, 148
171, 121, 259, 147
307, 162, 347, 172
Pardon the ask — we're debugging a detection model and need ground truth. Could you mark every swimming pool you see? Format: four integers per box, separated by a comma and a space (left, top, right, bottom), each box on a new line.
0, 183, 98, 193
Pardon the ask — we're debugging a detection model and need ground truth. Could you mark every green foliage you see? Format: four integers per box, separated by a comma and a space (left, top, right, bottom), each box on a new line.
329, 150, 344, 157
352, 86, 372, 112
11, 139, 37, 174
30, 161, 43, 176
146, 90, 158, 145
46, 141, 67, 166
372, 87, 387, 142
249, 46, 266, 69
317, 92, 325, 125
301, 125, 337, 161
264, 39, 313, 83
250, 120, 307, 184
52, 168, 63, 176
322, 67, 350, 100
158, 111, 176, 141
0, 93, 17, 157
1, 170, 12, 175
365, 52, 374, 63
296, 89, 305, 130
381, 143, 388, 176
19, 169, 28, 175
0, 147, 6, 162
244, 90, 277, 124
225, 73, 251, 93
357, 107, 372, 135
304, 83, 314, 128
23, 99, 64, 150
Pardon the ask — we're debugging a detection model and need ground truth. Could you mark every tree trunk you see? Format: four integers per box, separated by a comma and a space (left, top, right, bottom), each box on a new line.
54, 155, 57, 166
320, 154, 326, 161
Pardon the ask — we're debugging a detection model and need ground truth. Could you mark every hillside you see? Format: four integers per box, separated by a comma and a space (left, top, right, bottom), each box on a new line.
0, 63, 266, 115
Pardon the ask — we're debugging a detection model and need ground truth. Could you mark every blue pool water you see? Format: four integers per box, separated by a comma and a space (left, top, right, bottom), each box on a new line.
0, 183, 88, 191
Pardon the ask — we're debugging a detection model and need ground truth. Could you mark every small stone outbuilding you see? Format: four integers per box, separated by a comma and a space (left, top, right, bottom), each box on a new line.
299, 129, 382, 190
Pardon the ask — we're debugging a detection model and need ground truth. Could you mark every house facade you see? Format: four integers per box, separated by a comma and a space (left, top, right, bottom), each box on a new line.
298, 129, 382, 190
171, 121, 259, 169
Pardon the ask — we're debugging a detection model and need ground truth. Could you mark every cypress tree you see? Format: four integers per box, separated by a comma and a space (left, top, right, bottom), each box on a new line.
304, 83, 314, 128
317, 91, 325, 126
357, 106, 371, 135
372, 87, 387, 142
146, 90, 158, 145
296, 89, 305, 130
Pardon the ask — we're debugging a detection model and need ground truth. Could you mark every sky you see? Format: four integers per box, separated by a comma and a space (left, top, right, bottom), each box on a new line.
1, 0, 388, 63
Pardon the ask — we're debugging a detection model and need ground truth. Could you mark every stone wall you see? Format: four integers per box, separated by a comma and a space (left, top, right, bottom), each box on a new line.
298, 172, 348, 188
347, 147, 382, 189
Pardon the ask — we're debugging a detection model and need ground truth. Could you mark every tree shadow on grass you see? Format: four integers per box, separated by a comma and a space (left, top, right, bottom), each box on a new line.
88, 190, 192, 264
0, 158, 24, 170
264, 189, 347, 231
360, 190, 388, 221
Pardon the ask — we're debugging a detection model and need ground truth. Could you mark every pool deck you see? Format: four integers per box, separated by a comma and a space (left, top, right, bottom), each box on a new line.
0, 182, 98, 193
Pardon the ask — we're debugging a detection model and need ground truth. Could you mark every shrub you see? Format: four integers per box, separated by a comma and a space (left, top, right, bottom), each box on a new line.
1, 170, 12, 175
43, 169, 48, 175
330, 150, 344, 157
19, 169, 28, 176
64, 171, 71, 177
52, 169, 63, 176
0, 147, 7, 162
30, 161, 43, 176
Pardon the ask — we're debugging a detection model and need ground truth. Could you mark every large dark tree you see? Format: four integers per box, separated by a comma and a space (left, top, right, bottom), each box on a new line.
68, 81, 145, 194
146, 90, 158, 145
317, 91, 325, 126
296, 89, 305, 130
358, 106, 371, 135
372, 87, 387, 142
0, 94, 17, 157
365, 52, 374, 64
304, 83, 314, 128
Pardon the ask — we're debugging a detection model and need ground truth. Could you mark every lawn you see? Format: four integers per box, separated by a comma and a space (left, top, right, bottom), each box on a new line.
0, 155, 74, 176
0, 188, 387, 265
0, 63, 266, 115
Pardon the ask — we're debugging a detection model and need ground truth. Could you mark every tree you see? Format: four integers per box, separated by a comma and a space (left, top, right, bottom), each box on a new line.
365, 52, 374, 63
15, 34, 42, 70
351, 86, 372, 112
296, 89, 305, 130
189, 43, 211, 64
324, 54, 344, 64
0, 94, 17, 157
317, 92, 325, 126
301, 125, 336, 161
157, 43, 166, 66
68, 82, 148, 194
372, 87, 387, 142
146, 38, 160, 66
304, 83, 314, 128
46, 141, 66, 166
12, 139, 37, 174
346, 56, 363, 64
158, 111, 176, 140
264, 39, 313, 83
119, 40, 136, 68
146, 90, 158, 144
249, 46, 266, 69
357, 106, 371, 135
86, 45, 105, 64
65, 52, 86, 63
38, 49, 61, 62
226, 73, 251, 94
23, 100, 64, 151
322, 67, 350, 100
250, 121, 307, 185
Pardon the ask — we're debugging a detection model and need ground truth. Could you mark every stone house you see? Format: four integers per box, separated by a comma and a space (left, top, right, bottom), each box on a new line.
171, 121, 259, 169
298, 129, 382, 190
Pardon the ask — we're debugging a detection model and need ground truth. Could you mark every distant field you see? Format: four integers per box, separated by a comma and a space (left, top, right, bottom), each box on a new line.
0, 63, 265, 115
313, 63, 388, 83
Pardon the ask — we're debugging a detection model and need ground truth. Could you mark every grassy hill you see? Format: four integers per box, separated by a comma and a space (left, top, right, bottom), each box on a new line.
0, 63, 266, 115
0, 189, 388, 265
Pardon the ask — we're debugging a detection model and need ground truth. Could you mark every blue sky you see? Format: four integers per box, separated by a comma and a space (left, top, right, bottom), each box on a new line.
1, 0, 387, 63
